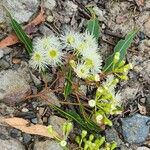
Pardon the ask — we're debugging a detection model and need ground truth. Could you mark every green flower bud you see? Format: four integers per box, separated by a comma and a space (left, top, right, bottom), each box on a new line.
66, 122, 73, 134
69, 60, 76, 68
89, 134, 94, 141
81, 130, 87, 139
113, 52, 120, 64
118, 60, 125, 67
103, 117, 112, 126
110, 142, 117, 150
120, 75, 128, 80
75, 136, 80, 144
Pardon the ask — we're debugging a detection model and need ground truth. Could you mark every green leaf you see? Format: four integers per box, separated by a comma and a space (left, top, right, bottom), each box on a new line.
11, 19, 33, 54
64, 67, 73, 99
4, 7, 33, 54
51, 105, 101, 133
86, 17, 100, 41
50, 105, 87, 129
103, 30, 138, 72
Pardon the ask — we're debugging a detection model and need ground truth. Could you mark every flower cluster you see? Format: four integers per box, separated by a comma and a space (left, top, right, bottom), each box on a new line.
29, 36, 64, 72
88, 75, 122, 126
29, 30, 102, 80
76, 130, 117, 150
66, 30, 102, 80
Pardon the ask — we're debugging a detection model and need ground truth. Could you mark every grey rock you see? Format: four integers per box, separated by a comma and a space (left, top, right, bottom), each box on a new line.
0, 126, 9, 140
33, 140, 63, 150
43, 0, 56, 10
9, 128, 21, 138
146, 96, 150, 114
48, 115, 66, 138
1, 0, 39, 23
23, 133, 32, 144
105, 127, 122, 146
0, 138, 25, 150
137, 147, 150, 150
121, 114, 150, 144
64, 1, 78, 16
0, 69, 31, 105
31, 118, 38, 124
144, 19, 150, 37
0, 47, 13, 59
39, 91, 61, 107
0, 103, 15, 115
0, 59, 10, 70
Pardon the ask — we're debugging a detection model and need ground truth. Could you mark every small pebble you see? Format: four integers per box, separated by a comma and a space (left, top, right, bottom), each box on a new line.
31, 118, 38, 124
46, 15, 54, 23
140, 97, 146, 103
21, 108, 29, 113
23, 133, 32, 144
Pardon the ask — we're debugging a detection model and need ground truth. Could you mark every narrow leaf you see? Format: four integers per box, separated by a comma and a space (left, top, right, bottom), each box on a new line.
86, 17, 100, 41
51, 105, 101, 133
11, 19, 33, 54
4, 7, 33, 54
64, 67, 73, 99
103, 30, 138, 72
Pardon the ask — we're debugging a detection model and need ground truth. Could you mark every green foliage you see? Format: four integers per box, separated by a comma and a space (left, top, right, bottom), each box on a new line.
51, 105, 101, 133
3, 6, 33, 54
75, 130, 117, 150
103, 30, 138, 72
86, 8, 100, 41
86, 17, 100, 41
64, 67, 73, 99
10, 18, 33, 54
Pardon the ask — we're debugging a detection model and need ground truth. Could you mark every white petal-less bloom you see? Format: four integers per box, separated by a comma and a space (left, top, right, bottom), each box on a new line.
102, 74, 116, 93
84, 31, 97, 46
82, 49, 103, 74
33, 36, 61, 51
61, 29, 83, 49
29, 49, 47, 72
45, 45, 64, 66
74, 63, 90, 79
73, 32, 98, 55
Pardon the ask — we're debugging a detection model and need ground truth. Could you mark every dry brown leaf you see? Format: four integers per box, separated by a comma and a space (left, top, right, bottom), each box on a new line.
138, 103, 147, 115
135, 0, 145, 6
4, 117, 61, 139
0, 4, 45, 48
0, 33, 19, 48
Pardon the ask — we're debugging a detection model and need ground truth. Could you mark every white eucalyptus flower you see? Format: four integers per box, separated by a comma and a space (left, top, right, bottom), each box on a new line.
33, 36, 61, 51
29, 49, 47, 72
82, 50, 103, 74
45, 46, 64, 66
61, 29, 82, 49
74, 63, 90, 79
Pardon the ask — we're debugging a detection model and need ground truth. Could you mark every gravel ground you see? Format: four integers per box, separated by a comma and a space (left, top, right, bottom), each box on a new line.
0, 0, 150, 150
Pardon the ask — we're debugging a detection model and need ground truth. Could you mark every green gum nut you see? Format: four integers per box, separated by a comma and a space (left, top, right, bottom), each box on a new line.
118, 60, 125, 68
89, 134, 94, 141
120, 75, 128, 80
75, 136, 80, 144
66, 122, 73, 133
110, 142, 117, 150
81, 130, 87, 139
113, 52, 120, 64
